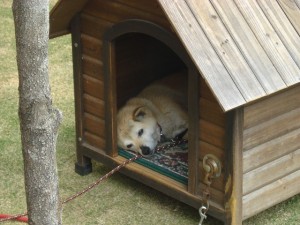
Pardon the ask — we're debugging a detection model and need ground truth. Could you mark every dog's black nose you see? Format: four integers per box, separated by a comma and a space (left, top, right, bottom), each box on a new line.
140, 146, 151, 155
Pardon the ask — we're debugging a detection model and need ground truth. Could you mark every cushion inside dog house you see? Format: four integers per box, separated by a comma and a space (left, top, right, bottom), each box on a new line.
119, 140, 189, 185
50, 0, 300, 224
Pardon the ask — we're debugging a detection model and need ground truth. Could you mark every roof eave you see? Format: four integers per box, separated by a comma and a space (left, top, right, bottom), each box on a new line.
50, 0, 89, 39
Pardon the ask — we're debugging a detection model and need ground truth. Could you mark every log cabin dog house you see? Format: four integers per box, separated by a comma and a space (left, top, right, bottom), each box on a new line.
50, 0, 300, 224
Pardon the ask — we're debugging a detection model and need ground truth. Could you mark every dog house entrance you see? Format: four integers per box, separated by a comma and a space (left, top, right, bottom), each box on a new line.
104, 20, 199, 186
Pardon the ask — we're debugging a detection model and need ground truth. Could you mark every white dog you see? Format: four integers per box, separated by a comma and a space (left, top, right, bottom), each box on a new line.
117, 71, 188, 156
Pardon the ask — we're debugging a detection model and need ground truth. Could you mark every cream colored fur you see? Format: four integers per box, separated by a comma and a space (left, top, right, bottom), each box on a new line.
117, 71, 188, 156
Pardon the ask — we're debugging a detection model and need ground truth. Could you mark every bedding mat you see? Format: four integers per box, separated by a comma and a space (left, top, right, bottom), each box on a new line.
118, 140, 188, 184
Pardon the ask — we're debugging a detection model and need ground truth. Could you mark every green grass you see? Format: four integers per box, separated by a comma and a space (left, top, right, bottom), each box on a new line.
1, 1, 299, 224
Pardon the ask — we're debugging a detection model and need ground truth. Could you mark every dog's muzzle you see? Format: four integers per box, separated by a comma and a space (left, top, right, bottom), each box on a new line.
140, 146, 153, 156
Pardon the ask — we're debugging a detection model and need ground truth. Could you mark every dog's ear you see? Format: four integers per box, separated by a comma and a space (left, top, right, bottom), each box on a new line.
133, 106, 146, 121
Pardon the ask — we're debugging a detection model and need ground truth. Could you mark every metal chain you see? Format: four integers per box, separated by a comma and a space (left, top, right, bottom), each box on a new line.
62, 154, 142, 204
63, 138, 187, 204
199, 167, 214, 225
156, 138, 188, 152
199, 179, 212, 224
1, 138, 187, 223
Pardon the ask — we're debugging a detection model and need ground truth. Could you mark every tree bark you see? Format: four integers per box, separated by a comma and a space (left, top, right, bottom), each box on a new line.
13, 1, 62, 224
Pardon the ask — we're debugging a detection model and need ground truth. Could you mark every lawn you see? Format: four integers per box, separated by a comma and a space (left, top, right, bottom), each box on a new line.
0, 1, 299, 224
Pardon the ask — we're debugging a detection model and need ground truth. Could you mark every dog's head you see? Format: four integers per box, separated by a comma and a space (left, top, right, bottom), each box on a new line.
117, 105, 161, 157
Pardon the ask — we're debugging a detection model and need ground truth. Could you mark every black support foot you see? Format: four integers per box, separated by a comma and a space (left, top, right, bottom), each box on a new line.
75, 162, 93, 176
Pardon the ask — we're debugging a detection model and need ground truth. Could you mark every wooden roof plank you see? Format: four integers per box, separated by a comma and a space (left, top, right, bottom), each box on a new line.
210, 0, 287, 94
259, 0, 300, 69
234, 0, 300, 86
277, 0, 300, 35
158, 0, 246, 111
50, 0, 89, 38
50, 0, 300, 111
187, 0, 266, 102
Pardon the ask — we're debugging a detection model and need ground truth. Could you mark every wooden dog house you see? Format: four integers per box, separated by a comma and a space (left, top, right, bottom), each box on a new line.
50, 0, 300, 224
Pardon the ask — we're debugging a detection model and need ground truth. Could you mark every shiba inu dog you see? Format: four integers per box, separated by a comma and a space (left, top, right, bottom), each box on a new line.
117, 71, 188, 156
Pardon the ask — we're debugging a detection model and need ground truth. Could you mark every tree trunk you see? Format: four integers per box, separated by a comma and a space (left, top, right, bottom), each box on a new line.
13, 1, 62, 224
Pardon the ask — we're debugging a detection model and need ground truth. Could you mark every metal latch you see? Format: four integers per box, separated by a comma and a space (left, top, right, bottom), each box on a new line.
203, 154, 222, 184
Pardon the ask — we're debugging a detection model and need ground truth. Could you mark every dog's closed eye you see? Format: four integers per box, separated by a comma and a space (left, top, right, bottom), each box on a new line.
138, 129, 144, 137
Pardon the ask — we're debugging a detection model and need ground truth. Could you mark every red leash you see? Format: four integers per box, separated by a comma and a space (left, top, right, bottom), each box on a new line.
0, 213, 28, 223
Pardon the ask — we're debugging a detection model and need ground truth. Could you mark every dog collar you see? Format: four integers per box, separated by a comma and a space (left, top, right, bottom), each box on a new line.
157, 123, 163, 136
157, 123, 166, 142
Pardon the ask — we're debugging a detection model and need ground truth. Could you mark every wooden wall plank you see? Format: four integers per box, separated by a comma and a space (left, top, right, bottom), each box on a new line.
158, 0, 246, 111
81, 34, 103, 59
244, 85, 300, 129
243, 170, 300, 220
83, 94, 105, 118
199, 120, 225, 149
200, 78, 218, 103
81, 13, 113, 40
83, 0, 170, 28
200, 98, 225, 128
187, 0, 266, 101
243, 127, 300, 173
84, 131, 106, 150
243, 107, 300, 150
258, 0, 300, 69
116, 0, 165, 17
234, 0, 300, 85
83, 113, 105, 138
210, 0, 286, 93
244, 148, 300, 195
82, 55, 103, 80
82, 75, 104, 100
198, 183, 225, 205
199, 141, 225, 162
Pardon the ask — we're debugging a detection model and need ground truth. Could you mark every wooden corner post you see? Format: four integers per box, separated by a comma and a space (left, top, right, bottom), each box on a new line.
224, 108, 244, 225
71, 14, 93, 175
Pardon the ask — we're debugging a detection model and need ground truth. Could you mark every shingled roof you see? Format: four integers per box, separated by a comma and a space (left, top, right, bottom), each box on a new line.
50, 0, 300, 111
